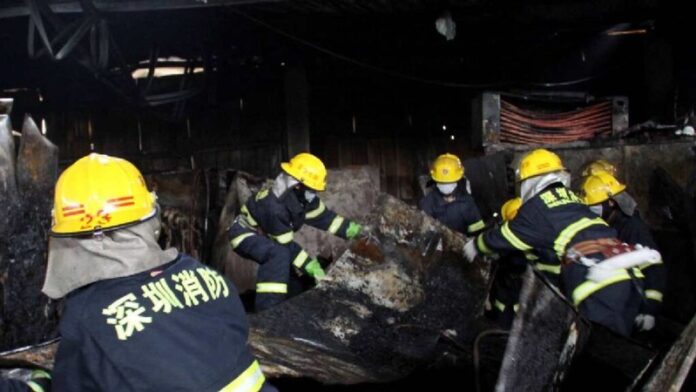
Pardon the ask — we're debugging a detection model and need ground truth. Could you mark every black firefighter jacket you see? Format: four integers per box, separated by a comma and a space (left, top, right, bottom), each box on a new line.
238, 187, 354, 270
51, 254, 262, 391
419, 185, 485, 236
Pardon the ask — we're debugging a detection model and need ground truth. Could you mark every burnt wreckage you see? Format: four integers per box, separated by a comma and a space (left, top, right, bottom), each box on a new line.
1, 96, 695, 389
0, 2, 694, 387
2, 164, 696, 389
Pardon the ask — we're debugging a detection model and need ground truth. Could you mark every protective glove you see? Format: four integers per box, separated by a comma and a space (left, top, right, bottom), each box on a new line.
26, 369, 51, 392
346, 221, 362, 240
634, 314, 656, 332
464, 239, 478, 262
304, 258, 326, 281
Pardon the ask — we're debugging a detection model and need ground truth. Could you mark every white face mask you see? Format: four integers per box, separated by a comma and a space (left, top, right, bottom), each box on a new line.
304, 190, 317, 203
436, 183, 457, 195
589, 204, 603, 217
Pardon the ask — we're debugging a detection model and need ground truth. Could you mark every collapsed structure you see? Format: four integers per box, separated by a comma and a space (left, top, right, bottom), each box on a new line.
4, 183, 696, 390
0, 103, 59, 352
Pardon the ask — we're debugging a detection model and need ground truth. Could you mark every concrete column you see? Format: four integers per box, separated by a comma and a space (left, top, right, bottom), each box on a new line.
284, 65, 310, 158
644, 35, 675, 122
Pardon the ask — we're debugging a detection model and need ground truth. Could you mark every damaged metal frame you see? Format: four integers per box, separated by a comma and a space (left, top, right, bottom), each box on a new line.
25, 0, 143, 103
26, 0, 107, 65
24, 0, 206, 115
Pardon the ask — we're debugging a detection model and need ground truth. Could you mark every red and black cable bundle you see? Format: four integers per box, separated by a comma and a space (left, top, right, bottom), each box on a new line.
500, 100, 613, 145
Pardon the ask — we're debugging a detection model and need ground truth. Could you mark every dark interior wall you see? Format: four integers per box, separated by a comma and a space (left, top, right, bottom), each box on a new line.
9, 67, 286, 177
40, 98, 284, 176
5, 58, 479, 203
308, 61, 479, 202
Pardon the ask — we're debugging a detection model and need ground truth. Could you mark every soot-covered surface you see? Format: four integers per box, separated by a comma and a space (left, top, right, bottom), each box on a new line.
0, 115, 59, 351
248, 194, 492, 384
496, 269, 590, 391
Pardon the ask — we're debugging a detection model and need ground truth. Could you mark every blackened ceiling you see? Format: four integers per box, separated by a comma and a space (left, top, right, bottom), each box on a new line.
0, 0, 688, 122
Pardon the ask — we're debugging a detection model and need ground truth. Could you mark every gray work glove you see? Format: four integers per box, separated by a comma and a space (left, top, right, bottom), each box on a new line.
464, 239, 478, 262
634, 314, 656, 332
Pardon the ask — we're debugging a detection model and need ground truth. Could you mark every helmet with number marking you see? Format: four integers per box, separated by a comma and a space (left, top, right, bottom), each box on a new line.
51, 153, 157, 236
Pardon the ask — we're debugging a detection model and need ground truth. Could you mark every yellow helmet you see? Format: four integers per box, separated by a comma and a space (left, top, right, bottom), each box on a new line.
51, 153, 157, 236
580, 171, 627, 205
582, 159, 617, 177
501, 197, 522, 222
281, 152, 327, 191
430, 153, 464, 183
517, 148, 566, 181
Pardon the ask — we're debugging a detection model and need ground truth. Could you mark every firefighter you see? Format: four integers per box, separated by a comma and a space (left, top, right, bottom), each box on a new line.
43, 153, 275, 391
581, 159, 618, 177
228, 152, 362, 312
486, 197, 526, 328
0, 371, 51, 392
419, 153, 485, 236
465, 149, 661, 336
580, 171, 665, 332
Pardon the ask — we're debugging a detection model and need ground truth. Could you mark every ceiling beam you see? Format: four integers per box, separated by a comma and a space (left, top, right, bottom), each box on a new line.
0, 0, 284, 19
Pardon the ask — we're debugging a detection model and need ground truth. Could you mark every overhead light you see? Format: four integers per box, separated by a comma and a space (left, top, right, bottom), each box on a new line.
2, 87, 30, 93
131, 56, 204, 79
41, 119, 47, 135
132, 67, 204, 79
606, 28, 647, 36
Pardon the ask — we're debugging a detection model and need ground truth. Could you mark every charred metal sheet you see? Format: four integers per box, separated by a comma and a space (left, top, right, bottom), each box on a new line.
248, 194, 491, 384
471, 92, 501, 148
0, 114, 18, 237
650, 167, 696, 324
16, 116, 58, 203
0, 338, 58, 369
642, 313, 696, 391
495, 269, 590, 391
0, 112, 18, 349
295, 166, 380, 261
562, 324, 657, 390
0, 339, 58, 384
145, 170, 209, 259
210, 170, 270, 292
464, 153, 509, 221
0, 115, 60, 351
146, 170, 207, 212
211, 166, 380, 293
650, 167, 696, 241
507, 140, 695, 228
582, 325, 656, 381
